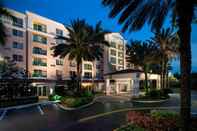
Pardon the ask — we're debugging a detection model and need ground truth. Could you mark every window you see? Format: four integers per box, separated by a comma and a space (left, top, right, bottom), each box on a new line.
70, 61, 76, 67
84, 64, 92, 70
33, 23, 47, 33
33, 34, 47, 44
96, 64, 100, 69
33, 58, 47, 66
110, 42, 116, 48
118, 44, 124, 50
118, 52, 123, 57
12, 29, 23, 37
32, 70, 47, 78
56, 29, 63, 36
12, 16, 23, 28
96, 72, 101, 79
13, 54, 23, 62
12, 42, 23, 49
110, 57, 116, 64
84, 72, 92, 79
56, 39, 64, 44
70, 71, 76, 77
33, 47, 47, 55
110, 49, 116, 56
118, 59, 123, 65
118, 66, 124, 70
56, 59, 63, 65
56, 70, 62, 79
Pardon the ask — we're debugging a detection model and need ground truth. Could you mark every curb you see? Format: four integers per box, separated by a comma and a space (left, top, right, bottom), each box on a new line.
57, 96, 102, 111
131, 98, 169, 104
0, 101, 59, 111
57, 95, 107, 111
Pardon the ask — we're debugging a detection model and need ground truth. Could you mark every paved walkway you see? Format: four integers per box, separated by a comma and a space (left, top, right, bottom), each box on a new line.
0, 91, 196, 131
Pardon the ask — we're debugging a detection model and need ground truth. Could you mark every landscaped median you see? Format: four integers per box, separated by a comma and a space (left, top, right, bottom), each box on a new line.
48, 89, 96, 110
131, 88, 172, 107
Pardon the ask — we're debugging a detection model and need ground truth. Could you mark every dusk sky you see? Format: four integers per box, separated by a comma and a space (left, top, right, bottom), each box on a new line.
3, 0, 197, 73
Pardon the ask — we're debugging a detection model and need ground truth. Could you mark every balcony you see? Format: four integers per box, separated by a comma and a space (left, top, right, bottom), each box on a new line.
33, 48, 47, 56
32, 72, 47, 78
33, 23, 47, 33
32, 61, 47, 67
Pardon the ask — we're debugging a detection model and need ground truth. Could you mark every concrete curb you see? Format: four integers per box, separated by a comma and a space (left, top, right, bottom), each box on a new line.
0, 101, 59, 111
131, 98, 169, 104
57, 96, 107, 111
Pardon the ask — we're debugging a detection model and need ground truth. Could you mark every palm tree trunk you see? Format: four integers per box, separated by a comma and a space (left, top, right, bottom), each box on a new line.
163, 59, 168, 89
161, 59, 164, 89
144, 64, 149, 93
76, 62, 81, 92
177, 1, 193, 130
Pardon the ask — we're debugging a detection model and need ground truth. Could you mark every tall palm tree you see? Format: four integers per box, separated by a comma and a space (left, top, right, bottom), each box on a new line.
102, 1, 196, 130
0, 3, 11, 45
52, 19, 108, 91
150, 28, 179, 89
127, 41, 158, 93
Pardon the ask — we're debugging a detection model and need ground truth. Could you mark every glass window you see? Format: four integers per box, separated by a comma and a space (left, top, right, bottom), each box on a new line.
56, 59, 63, 65
84, 72, 92, 79
56, 29, 63, 36
110, 49, 116, 56
13, 54, 23, 62
12, 16, 23, 28
12, 42, 23, 49
118, 59, 123, 65
33, 58, 47, 66
118, 52, 123, 57
33, 23, 47, 33
118, 44, 124, 50
32, 70, 47, 78
70, 71, 76, 77
110, 42, 116, 48
70, 61, 76, 67
84, 64, 92, 70
12, 29, 23, 37
33, 34, 47, 44
56, 70, 62, 79
110, 57, 116, 64
33, 47, 47, 55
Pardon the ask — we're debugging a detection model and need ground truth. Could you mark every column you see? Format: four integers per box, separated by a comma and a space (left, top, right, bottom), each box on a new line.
106, 79, 110, 95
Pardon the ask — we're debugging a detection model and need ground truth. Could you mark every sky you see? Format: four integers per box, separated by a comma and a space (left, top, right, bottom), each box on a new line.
3, 0, 197, 73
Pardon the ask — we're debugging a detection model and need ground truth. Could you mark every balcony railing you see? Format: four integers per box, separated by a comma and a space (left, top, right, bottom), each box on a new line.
32, 73, 47, 78
32, 61, 47, 67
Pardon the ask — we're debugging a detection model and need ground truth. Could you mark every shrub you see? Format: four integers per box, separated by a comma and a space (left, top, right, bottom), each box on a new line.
48, 94, 62, 101
61, 96, 93, 108
145, 89, 161, 99
115, 124, 145, 131
151, 110, 179, 120
127, 111, 179, 131
161, 88, 173, 96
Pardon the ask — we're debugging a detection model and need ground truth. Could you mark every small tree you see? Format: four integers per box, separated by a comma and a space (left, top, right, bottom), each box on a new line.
127, 41, 159, 93
52, 19, 109, 92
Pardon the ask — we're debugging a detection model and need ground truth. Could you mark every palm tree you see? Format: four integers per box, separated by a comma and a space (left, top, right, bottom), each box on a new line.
0, 3, 11, 45
101, 1, 196, 130
127, 41, 158, 93
52, 19, 108, 92
150, 28, 179, 89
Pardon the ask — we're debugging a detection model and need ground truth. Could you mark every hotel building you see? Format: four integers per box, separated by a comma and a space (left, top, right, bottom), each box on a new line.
0, 9, 160, 98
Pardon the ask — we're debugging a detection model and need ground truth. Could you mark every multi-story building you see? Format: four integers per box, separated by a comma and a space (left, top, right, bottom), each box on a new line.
0, 8, 160, 98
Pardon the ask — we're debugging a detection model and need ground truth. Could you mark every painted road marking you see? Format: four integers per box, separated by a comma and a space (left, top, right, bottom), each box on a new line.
0, 110, 7, 120
78, 106, 180, 122
37, 105, 44, 115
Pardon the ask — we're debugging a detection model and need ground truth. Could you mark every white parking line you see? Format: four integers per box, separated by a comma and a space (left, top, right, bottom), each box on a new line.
37, 105, 44, 115
0, 110, 7, 120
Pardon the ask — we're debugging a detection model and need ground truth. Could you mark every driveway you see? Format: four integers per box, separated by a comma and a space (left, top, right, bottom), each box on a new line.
0, 91, 196, 131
